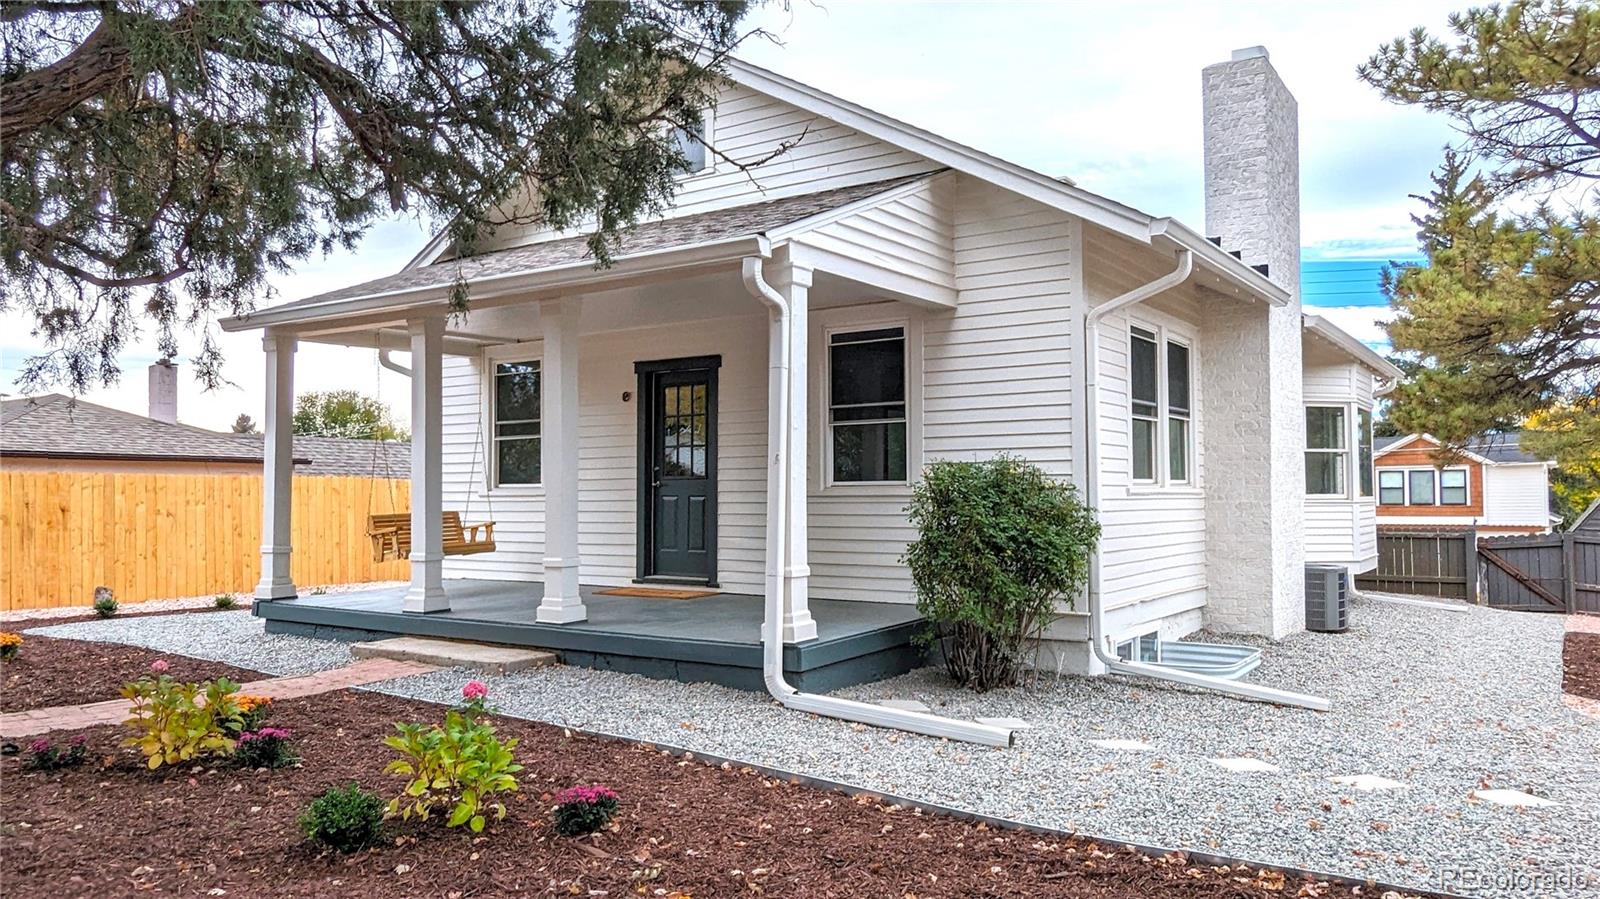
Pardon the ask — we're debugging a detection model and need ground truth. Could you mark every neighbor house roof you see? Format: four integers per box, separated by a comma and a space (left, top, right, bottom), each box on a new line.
0, 394, 409, 475
224, 174, 937, 329
1373, 431, 1551, 466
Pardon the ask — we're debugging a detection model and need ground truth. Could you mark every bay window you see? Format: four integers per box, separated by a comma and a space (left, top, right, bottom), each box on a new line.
1358, 408, 1374, 497
1305, 406, 1348, 495
829, 326, 907, 483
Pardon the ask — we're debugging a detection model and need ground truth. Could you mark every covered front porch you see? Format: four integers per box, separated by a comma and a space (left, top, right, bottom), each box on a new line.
255, 579, 926, 691
225, 175, 959, 691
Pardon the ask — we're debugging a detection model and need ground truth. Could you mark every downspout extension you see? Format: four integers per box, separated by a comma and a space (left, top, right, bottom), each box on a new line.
378, 348, 412, 378
741, 256, 1013, 748
1082, 246, 1330, 712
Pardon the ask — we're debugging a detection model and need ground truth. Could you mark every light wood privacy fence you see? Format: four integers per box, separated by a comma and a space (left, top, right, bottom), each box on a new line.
1, 472, 411, 610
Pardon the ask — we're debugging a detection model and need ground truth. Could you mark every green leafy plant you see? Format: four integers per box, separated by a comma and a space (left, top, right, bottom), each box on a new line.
384, 707, 522, 833
120, 674, 242, 769
213, 593, 237, 609
300, 783, 386, 852
902, 455, 1100, 691
92, 592, 118, 618
551, 784, 621, 837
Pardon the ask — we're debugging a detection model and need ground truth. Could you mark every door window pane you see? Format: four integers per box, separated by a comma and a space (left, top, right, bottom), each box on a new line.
1440, 469, 1468, 505
660, 382, 708, 478
830, 327, 907, 483
1378, 470, 1405, 504
1408, 469, 1436, 505
493, 361, 541, 485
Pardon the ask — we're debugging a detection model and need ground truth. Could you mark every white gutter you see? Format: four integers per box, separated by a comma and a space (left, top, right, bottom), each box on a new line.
377, 349, 412, 378
741, 255, 1014, 748
1082, 247, 1331, 712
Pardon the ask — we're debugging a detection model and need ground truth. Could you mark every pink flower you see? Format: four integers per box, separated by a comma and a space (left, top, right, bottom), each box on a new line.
462, 680, 488, 701
27, 738, 50, 754
555, 784, 620, 806
149, 659, 170, 673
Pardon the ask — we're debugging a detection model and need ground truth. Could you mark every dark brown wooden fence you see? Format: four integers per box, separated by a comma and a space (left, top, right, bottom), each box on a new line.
1356, 529, 1478, 599
1478, 532, 1600, 614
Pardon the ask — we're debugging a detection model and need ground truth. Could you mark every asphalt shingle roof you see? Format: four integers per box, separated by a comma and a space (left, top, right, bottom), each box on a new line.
258, 173, 938, 314
0, 394, 409, 476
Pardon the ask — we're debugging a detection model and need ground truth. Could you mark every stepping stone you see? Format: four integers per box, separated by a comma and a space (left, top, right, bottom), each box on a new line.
1090, 738, 1152, 752
876, 699, 931, 713
1472, 788, 1557, 808
976, 716, 1032, 730
1331, 774, 1406, 792
1210, 757, 1279, 773
351, 637, 555, 675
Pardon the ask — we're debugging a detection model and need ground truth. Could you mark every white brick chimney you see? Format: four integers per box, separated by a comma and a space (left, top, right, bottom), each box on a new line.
148, 359, 178, 424
1197, 46, 1307, 639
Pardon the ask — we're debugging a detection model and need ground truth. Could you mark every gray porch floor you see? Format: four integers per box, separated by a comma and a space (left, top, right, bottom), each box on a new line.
255, 579, 928, 691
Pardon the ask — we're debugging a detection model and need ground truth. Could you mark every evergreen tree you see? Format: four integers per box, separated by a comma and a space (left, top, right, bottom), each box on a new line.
231, 412, 257, 434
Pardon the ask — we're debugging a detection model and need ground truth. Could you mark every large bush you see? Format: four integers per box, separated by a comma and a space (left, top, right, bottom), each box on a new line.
903, 456, 1099, 691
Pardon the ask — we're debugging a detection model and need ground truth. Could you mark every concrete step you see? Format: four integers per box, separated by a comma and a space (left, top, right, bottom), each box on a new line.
351, 636, 557, 675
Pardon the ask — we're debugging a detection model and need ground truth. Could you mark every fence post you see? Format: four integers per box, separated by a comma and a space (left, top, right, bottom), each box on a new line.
1564, 533, 1578, 614
1465, 526, 1481, 605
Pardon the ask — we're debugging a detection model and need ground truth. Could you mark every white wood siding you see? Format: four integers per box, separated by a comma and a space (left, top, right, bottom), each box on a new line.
1084, 225, 1208, 614
1483, 463, 1553, 529
481, 83, 941, 254
792, 176, 957, 297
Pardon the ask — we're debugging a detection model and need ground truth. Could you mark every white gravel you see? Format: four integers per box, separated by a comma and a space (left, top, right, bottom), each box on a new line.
28, 594, 1599, 897
1, 582, 403, 624
27, 611, 355, 676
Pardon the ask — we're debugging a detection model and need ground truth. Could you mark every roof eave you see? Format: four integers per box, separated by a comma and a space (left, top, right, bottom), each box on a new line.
1303, 314, 1404, 379
1148, 219, 1290, 307
221, 234, 771, 333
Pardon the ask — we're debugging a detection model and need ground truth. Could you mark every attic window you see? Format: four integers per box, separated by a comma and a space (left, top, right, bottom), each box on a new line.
671, 109, 712, 175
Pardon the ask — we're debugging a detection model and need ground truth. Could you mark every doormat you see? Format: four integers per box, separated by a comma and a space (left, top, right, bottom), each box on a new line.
594, 586, 720, 600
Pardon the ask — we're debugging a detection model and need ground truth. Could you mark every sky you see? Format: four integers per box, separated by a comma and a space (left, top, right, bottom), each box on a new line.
0, 0, 1459, 432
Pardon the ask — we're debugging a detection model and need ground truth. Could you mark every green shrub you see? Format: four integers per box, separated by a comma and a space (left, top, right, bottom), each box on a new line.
300, 783, 385, 852
120, 675, 242, 768
213, 593, 237, 609
902, 455, 1100, 691
384, 709, 522, 833
92, 591, 118, 618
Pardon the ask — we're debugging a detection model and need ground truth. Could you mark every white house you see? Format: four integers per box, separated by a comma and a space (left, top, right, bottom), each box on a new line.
1374, 432, 1558, 535
223, 47, 1396, 725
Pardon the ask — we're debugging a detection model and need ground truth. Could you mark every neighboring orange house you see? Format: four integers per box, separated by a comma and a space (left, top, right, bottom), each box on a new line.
1373, 433, 1557, 535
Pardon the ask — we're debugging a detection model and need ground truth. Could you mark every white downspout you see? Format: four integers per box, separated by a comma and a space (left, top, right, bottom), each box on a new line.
742, 256, 1014, 748
378, 348, 412, 378
1082, 247, 1330, 712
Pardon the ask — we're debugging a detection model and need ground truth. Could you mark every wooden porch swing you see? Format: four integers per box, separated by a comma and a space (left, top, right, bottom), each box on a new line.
361, 354, 497, 564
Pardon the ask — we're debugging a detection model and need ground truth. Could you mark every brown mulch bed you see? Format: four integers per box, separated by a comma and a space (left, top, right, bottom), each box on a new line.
1, 689, 1436, 899
0, 634, 262, 713
1564, 632, 1600, 701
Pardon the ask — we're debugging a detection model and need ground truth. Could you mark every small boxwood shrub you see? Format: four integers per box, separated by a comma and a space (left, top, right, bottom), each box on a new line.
903, 455, 1099, 691
552, 784, 620, 837
300, 783, 385, 852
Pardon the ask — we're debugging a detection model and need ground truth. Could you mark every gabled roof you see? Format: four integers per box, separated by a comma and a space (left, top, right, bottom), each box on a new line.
1373, 431, 1551, 466
0, 394, 409, 475
223, 174, 936, 330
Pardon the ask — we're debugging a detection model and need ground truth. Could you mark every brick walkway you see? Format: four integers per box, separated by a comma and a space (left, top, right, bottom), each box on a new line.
0, 657, 436, 739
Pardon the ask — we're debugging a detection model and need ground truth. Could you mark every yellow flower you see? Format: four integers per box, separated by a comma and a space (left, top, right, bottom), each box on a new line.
235, 694, 273, 712
0, 632, 21, 647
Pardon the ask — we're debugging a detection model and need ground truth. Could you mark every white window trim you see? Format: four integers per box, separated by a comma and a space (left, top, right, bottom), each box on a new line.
1304, 402, 1377, 502
1377, 464, 1471, 507
481, 342, 544, 493
821, 317, 913, 490
1126, 319, 1198, 492
813, 307, 923, 493
1115, 630, 1161, 663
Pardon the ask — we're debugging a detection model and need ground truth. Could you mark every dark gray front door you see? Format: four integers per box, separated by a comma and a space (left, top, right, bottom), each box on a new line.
637, 357, 719, 583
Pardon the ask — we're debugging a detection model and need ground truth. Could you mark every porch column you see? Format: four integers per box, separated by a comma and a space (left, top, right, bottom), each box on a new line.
773, 258, 818, 642
404, 316, 448, 613
255, 333, 298, 600
537, 296, 586, 623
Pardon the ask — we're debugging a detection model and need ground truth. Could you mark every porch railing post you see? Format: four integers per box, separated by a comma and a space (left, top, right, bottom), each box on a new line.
255, 333, 299, 600
537, 296, 587, 623
404, 316, 449, 613
774, 256, 818, 643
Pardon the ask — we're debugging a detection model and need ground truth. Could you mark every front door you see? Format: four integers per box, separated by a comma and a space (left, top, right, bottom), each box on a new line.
637, 356, 719, 583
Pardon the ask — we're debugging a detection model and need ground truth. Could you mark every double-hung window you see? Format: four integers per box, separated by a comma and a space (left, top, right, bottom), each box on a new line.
1129, 326, 1191, 485
492, 361, 541, 485
1378, 469, 1405, 504
1377, 466, 1470, 505
1305, 406, 1348, 495
1408, 469, 1436, 505
829, 327, 907, 483
1357, 409, 1374, 497
1439, 469, 1468, 505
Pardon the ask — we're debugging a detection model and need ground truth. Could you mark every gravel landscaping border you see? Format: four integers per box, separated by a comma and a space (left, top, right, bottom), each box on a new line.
28, 610, 356, 677
31, 595, 1600, 898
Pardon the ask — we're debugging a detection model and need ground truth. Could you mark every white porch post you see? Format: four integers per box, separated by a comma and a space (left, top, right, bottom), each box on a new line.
404, 316, 448, 613
773, 259, 818, 642
255, 333, 298, 600
536, 296, 586, 623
